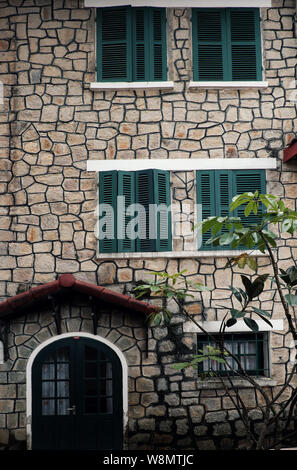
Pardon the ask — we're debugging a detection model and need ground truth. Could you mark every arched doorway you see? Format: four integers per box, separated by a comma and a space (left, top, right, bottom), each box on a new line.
28, 334, 126, 450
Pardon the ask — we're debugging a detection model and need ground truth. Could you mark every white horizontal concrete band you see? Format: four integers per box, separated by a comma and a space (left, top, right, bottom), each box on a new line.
87, 158, 277, 172
189, 81, 269, 89
184, 319, 284, 333
90, 81, 174, 91
84, 1, 271, 8
0, 341, 4, 364
96, 250, 268, 260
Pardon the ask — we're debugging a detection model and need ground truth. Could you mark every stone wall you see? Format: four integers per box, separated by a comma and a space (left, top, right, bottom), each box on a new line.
0, 0, 297, 450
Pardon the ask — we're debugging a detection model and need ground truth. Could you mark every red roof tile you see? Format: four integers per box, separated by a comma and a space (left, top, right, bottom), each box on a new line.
0, 274, 156, 319
284, 139, 297, 163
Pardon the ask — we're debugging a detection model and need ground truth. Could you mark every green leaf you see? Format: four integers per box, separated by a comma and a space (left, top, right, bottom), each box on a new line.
226, 318, 237, 328
243, 317, 259, 332
247, 257, 258, 272
230, 308, 246, 319
191, 356, 210, 364
250, 274, 269, 299
237, 254, 247, 269
202, 217, 218, 233
254, 313, 273, 328
212, 221, 224, 235
191, 283, 211, 292
219, 232, 234, 246
229, 286, 242, 303
252, 307, 271, 318
241, 275, 253, 298
208, 356, 226, 364
238, 288, 248, 302
244, 201, 254, 217
285, 293, 297, 306
287, 266, 297, 284
282, 219, 292, 233
172, 362, 190, 370
163, 309, 172, 324
153, 313, 162, 326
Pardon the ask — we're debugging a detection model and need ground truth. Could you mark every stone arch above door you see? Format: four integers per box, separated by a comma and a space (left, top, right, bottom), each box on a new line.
26, 332, 128, 450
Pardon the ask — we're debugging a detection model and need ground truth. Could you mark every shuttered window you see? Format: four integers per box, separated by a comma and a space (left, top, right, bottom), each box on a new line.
192, 8, 262, 81
99, 170, 172, 253
196, 170, 266, 250
97, 7, 167, 82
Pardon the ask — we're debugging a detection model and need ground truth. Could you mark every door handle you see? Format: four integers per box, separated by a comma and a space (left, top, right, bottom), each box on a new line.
67, 405, 76, 415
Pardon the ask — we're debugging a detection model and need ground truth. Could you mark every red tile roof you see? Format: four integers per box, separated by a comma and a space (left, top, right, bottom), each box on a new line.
0, 274, 156, 319
284, 139, 297, 163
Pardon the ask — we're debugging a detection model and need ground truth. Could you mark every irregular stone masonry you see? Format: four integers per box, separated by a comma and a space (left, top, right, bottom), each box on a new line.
0, 0, 296, 450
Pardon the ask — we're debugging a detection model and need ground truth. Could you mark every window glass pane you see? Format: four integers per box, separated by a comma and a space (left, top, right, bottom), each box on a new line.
57, 347, 69, 363
57, 381, 69, 398
106, 362, 112, 379
42, 363, 55, 380
100, 397, 113, 414
57, 398, 70, 416
57, 363, 69, 380
42, 399, 55, 416
106, 379, 113, 396
244, 342, 257, 354
245, 356, 257, 370
42, 381, 55, 398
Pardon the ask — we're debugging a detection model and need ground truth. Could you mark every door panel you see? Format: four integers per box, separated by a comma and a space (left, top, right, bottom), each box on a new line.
32, 337, 123, 450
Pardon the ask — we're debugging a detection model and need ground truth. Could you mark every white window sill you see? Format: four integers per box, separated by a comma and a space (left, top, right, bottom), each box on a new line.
90, 81, 174, 91
85, 1, 272, 8
184, 319, 284, 334
87, 158, 277, 172
96, 249, 268, 260
189, 81, 269, 90
195, 377, 277, 390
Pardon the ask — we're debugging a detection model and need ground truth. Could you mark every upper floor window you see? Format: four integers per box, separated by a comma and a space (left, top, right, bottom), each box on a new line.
98, 169, 172, 254
196, 169, 266, 250
192, 8, 262, 81
96, 7, 167, 82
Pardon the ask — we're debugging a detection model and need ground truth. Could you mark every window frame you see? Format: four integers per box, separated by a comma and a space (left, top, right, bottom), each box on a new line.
96, 6, 167, 83
197, 332, 269, 377
192, 7, 263, 83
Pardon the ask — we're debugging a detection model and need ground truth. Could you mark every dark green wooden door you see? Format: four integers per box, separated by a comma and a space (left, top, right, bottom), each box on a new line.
32, 336, 123, 450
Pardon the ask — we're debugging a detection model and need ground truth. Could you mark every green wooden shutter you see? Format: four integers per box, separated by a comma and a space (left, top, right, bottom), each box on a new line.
135, 169, 156, 252
228, 9, 262, 80
98, 7, 166, 82
98, 171, 118, 253
118, 171, 136, 253
133, 7, 166, 81
193, 9, 225, 81
193, 8, 262, 81
233, 170, 266, 227
215, 171, 233, 220
154, 170, 172, 252
215, 171, 233, 248
197, 170, 266, 250
196, 171, 216, 249
151, 8, 167, 81
97, 7, 131, 81
133, 8, 146, 81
